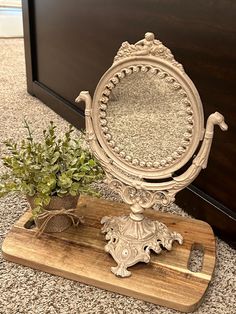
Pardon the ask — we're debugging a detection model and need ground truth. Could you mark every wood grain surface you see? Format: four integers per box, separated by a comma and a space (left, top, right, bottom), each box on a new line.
2, 196, 216, 312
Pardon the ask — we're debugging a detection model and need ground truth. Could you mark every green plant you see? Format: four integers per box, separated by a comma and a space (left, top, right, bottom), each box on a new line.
0, 120, 104, 217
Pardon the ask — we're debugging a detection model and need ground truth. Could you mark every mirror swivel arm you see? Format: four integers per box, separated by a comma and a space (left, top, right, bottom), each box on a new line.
76, 92, 118, 174
192, 111, 228, 171
172, 111, 228, 192
75, 91, 93, 139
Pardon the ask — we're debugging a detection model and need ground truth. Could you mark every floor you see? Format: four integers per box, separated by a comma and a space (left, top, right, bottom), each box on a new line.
0, 38, 235, 314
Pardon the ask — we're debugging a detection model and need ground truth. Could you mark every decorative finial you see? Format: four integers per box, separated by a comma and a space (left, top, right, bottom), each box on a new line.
113, 32, 184, 72
144, 32, 155, 41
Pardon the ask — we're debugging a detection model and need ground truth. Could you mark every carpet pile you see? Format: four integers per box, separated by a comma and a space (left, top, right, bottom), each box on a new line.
0, 39, 235, 314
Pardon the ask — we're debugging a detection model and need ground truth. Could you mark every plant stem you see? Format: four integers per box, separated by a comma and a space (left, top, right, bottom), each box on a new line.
24, 118, 33, 143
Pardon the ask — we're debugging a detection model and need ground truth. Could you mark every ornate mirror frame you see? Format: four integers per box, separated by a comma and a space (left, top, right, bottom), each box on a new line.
76, 33, 228, 277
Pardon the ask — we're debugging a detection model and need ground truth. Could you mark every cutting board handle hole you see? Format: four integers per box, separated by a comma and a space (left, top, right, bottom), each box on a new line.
188, 243, 204, 272
24, 219, 36, 229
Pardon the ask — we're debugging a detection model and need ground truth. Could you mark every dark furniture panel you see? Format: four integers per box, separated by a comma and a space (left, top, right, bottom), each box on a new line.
22, 0, 236, 245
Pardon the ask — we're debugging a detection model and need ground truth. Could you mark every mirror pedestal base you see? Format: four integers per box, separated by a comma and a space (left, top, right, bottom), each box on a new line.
101, 214, 183, 277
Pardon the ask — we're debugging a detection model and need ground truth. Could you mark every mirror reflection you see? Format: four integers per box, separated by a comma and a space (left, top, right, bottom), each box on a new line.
105, 70, 192, 167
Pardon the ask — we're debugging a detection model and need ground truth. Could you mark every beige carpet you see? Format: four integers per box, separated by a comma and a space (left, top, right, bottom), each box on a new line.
0, 39, 235, 314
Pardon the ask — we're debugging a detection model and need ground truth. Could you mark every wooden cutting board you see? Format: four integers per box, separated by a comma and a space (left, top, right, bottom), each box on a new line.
2, 196, 216, 312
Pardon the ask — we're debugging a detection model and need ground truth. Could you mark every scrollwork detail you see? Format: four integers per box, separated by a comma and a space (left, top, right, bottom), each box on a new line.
101, 214, 183, 277
114, 32, 184, 72
106, 174, 174, 208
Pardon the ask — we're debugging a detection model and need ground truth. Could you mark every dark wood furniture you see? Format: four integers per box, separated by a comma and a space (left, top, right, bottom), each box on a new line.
22, 0, 236, 246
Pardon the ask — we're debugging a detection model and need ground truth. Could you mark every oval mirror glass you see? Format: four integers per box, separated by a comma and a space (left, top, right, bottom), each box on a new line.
105, 69, 192, 167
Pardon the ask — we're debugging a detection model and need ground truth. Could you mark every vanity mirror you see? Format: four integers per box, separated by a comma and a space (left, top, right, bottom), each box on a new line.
76, 32, 227, 277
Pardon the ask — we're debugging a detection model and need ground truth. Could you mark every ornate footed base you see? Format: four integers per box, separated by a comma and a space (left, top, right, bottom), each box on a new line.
101, 215, 183, 277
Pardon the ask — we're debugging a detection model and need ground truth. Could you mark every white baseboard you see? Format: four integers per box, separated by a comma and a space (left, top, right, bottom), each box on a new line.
0, 7, 23, 37
0, 0, 21, 8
